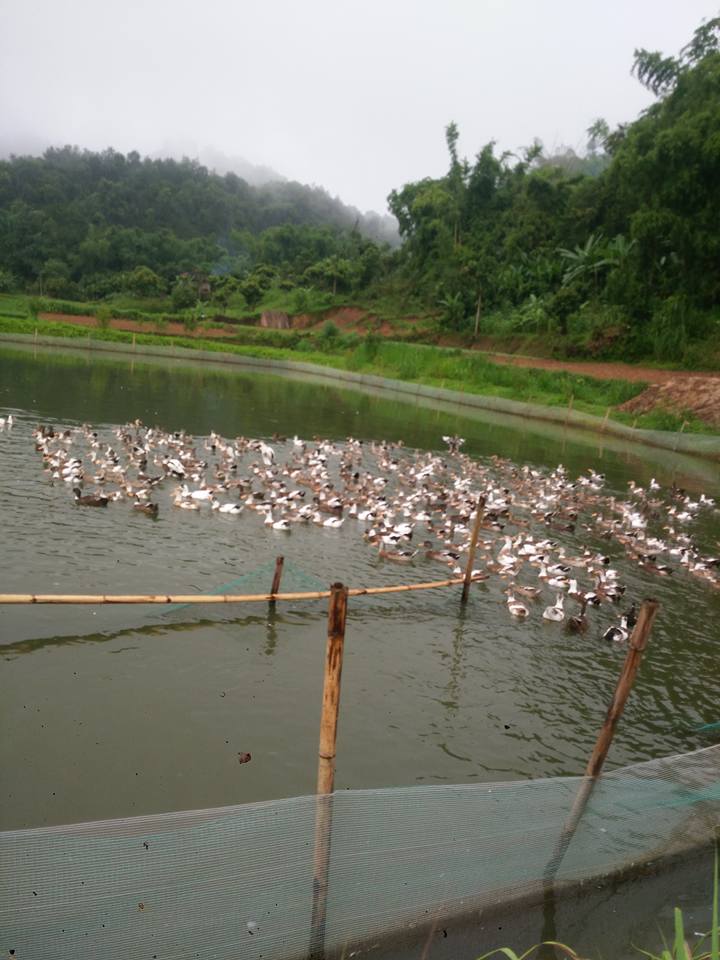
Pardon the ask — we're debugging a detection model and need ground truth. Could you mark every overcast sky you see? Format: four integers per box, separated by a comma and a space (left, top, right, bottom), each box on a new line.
1, 0, 717, 213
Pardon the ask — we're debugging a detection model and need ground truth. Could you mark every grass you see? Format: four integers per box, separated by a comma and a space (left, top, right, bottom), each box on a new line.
0, 311, 716, 436
475, 849, 719, 960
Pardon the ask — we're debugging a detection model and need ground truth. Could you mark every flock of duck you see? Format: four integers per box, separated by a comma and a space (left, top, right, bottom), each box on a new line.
27, 418, 720, 640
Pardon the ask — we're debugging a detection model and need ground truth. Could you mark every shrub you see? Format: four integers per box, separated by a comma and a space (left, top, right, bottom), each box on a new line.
171, 279, 197, 311
0, 270, 16, 293
651, 296, 689, 362
95, 305, 112, 330
319, 319, 340, 341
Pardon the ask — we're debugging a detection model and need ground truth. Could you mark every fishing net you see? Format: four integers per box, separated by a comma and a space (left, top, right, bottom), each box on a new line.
159, 559, 329, 617
2, 745, 718, 960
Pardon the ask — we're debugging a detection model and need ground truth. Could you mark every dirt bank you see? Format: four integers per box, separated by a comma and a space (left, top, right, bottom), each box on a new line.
39, 313, 235, 341
482, 351, 720, 385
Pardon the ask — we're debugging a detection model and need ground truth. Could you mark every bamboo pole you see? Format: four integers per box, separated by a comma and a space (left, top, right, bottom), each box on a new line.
543, 598, 659, 883
269, 555, 284, 608
564, 393, 574, 426
673, 420, 689, 452
584, 598, 659, 777
0, 576, 468, 606
461, 495, 486, 603
309, 583, 348, 960
316, 583, 348, 795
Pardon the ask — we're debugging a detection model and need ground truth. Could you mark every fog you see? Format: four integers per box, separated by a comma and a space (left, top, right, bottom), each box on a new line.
1, 0, 717, 212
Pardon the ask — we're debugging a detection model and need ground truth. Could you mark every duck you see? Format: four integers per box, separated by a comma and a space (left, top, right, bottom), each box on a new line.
132, 501, 159, 518
264, 510, 291, 531
73, 487, 109, 507
213, 501, 244, 515
506, 593, 530, 619
513, 583, 542, 600
602, 616, 629, 643
542, 594, 565, 622
566, 599, 589, 633
378, 544, 418, 563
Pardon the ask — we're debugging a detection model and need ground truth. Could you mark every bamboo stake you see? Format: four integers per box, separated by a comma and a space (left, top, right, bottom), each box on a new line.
473, 290, 482, 339
584, 598, 658, 778
268, 555, 284, 608
673, 420, 689, 452
564, 393, 574, 426
602, 406, 610, 432
543, 598, 659, 883
316, 583, 348, 795
461, 496, 486, 603
309, 583, 348, 960
0, 576, 467, 606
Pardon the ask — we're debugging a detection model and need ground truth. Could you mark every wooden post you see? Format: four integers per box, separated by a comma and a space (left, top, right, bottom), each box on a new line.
310, 583, 348, 960
132, 332, 136, 352
543, 598, 659, 883
674, 420, 689, 452
584, 598, 658, 778
602, 406, 610, 432
564, 393, 574, 426
461, 496, 486, 603
269, 555, 284, 608
473, 291, 482, 339
316, 583, 348, 795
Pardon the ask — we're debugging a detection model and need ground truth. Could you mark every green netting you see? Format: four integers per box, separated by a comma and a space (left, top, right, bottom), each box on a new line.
159, 559, 328, 616
2, 745, 718, 960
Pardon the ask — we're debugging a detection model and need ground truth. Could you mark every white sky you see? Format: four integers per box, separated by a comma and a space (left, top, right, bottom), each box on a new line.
1, 0, 717, 213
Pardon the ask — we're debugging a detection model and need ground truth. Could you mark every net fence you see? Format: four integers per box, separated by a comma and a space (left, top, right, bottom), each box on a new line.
2, 745, 719, 960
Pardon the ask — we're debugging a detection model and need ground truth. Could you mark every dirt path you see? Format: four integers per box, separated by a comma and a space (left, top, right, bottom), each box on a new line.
483, 351, 719, 384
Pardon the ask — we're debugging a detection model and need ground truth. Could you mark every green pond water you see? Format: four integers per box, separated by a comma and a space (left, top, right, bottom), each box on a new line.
0, 343, 719, 834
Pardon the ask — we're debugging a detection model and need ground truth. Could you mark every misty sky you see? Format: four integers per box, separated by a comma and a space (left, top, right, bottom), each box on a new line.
2, 0, 718, 213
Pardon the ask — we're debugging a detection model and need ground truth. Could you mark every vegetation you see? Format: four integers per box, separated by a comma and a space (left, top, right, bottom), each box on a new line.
386, 17, 720, 364
474, 848, 719, 959
6, 309, 714, 433
1, 17, 720, 382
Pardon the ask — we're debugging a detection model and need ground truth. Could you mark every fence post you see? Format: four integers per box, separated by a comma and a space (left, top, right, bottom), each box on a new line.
309, 583, 348, 960
543, 598, 659, 885
461, 496, 486, 603
269, 556, 284, 609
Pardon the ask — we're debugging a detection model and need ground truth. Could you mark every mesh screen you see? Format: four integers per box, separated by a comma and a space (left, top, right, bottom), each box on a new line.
2, 745, 719, 960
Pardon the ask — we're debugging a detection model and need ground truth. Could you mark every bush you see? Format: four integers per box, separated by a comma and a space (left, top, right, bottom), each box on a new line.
27, 296, 48, 320
125, 266, 166, 297
651, 296, 689, 362
0, 270, 16, 293
171, 279, 197, 311
319, 319, 339, 341
292, 287, 312, 313
95, 305, 112, 330
361, 331, 381, 360
438, 291, 466, 331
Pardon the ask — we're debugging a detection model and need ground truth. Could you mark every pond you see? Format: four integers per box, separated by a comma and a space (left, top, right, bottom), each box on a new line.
1, 342, 719, 837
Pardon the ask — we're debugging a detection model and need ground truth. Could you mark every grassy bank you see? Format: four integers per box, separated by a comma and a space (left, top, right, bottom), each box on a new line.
1, 313, 716, 435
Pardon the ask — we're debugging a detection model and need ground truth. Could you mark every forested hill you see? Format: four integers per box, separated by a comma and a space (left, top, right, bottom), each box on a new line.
0, 147, 397, 291
1, 17, 719, 368
387, 16, 720, 361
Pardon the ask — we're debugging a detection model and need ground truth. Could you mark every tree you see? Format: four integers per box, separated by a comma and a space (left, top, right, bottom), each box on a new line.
125, 266, 165, 297
171, 276, 197, 310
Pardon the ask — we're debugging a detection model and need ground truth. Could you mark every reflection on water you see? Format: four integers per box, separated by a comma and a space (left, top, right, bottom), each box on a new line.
0, 344, 719, 832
